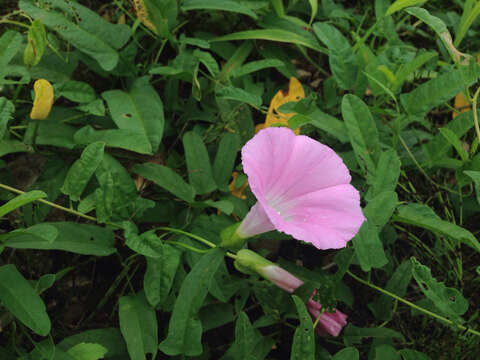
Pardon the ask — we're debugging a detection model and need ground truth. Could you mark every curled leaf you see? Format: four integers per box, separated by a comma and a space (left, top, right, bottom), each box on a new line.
30, 79, 54, 120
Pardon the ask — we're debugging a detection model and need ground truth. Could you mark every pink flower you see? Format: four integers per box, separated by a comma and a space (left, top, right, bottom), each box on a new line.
237, 127, 364, 250
260, 265, 347, 336
306, 297, 348, 337
235, 250, 348, 337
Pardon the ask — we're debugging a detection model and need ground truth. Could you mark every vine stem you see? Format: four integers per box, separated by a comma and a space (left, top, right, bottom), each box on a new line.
0, 182, 238, 258
346, 270, 480, 337
0, 182, 122, 229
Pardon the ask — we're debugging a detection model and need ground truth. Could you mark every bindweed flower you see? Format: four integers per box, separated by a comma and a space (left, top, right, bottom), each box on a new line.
235, 249, 348, 337
230, 127, 364, 250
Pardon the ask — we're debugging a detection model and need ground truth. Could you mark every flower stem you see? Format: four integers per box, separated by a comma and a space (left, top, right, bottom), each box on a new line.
346, 270, 480, 337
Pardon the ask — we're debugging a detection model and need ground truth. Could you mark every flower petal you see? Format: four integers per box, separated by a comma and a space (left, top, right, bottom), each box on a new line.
242, 127, 364, 249
237, 202, 275, 238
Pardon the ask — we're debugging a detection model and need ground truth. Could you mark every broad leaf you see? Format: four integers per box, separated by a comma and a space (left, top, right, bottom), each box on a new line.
102, 77, 164, 152
132, 163, 196, 203
20, 0, 130, 70
0, 190, 46, 217
61, 141, 105, 201
411, 257, 468, 322
394, 203, 480, 252
119, 292, 158, 360
0, 264, 51, 336
159, 248, 224, 356
291, 295, 315, 360
183, 131, 217, 195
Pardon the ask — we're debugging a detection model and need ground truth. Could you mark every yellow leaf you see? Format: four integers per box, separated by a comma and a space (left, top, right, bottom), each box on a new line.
30, 79, 54, 120
453, 92, 470, 119
228, 172, 248, 200
263, 77, 305, 134
132, 0, 157, 33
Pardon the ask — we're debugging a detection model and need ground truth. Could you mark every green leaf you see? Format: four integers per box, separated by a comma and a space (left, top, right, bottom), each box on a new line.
368, 149, 401, 200
0, 264, 51, 336
144, 245, 182, 307
123, 222, 164, 258
216, 86, 262, 107
0, 97, 15, 139
54, 80, 96, 103
102, 77, 164, 152
332, 347, 359, 360
411, 257, 468, 322
61, 141, 105, 201
368, 260, 412, 321
405, 7, 448, 36
352, 221, 388, 272
212, 29, 326, 53
213, 132, 240, 191
399, 349, 432, 360
0, 223, 58, 244
20, 0, 130, 71
132, 163, 196, 203
119, 292, 158, 360
341, 94, 380, 181
343, 324, 405, 346
375, 345, 401, 360
94, 153, 141, 221
0, 31, 28, 85
159, 248, 224, 356
309, 108, 349, 143
363, 191, 398, 229
0, 140, 31, 157
455, 0, 480, 47
394, 203, 480, 253
231, 59, 285, 78
181, 0, 258, 19
464, 170, 480, 204
193, 49, 220, 77
4, 222, 116, 256
422, 111, 475, 166
393, 51, 437, 91
58, 328, 128, 358
439, 127, 469, 161
291, 295, 315, 360
24, 19, 47, 67
386, 0, 427, 16
313, 22, 358, 90
400, 68, 468, 116
233, 312, 256, 359
66, 343, 107, 360
74, 126, 153, 155
0, 190, 46, 218
183, 131, 217, 195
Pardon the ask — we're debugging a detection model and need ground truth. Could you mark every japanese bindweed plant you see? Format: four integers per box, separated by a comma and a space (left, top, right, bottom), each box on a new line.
1, 0, 480, 359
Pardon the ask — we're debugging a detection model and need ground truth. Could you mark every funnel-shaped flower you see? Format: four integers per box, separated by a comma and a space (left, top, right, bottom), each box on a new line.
235, 249, 347, 337
236, 127, 364, 250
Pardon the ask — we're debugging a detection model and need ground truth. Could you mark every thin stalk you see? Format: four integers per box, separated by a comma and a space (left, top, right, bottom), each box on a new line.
165, 241, 210, 254
347, 271, 480, 337
471, 86, 480, 143
0, 182, 122, 228
154, 226, 216, 248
